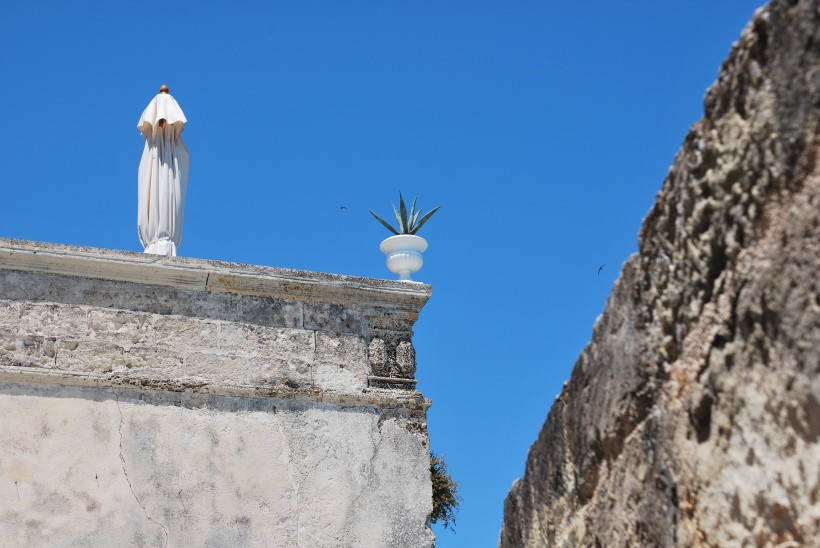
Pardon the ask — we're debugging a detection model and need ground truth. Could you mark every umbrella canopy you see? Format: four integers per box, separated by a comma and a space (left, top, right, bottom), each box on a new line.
137, 85, 189, 256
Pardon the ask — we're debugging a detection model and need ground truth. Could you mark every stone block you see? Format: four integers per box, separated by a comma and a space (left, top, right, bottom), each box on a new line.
18, 304, 87, 339
315, 332, 367, 367
313, 361, 367, 393
0, 271, 28, 301
312, 333, 368, 393
87, 309, 154, 348
214, 321, 258, 355
0, 301, 19, 334
182, 351, 244, 381
0, 334, 57, 368
256, 326, 315, 362
153, 315, 219, 353
365, 310, 415, 333
304, 303, 362, 334
197, 293, 305, 330
123, 346, 184, 373
265, 357, 313, 388
233, 297, 304, 329
0, 336, 14, 371
183, 352, 312, 387
56, 341, 124, 372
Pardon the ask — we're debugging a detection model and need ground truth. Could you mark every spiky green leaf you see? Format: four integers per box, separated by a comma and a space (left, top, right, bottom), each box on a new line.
369, 210, 399, 235
410, 207, 422, 231
370, 193, 440, 235
399, 193, 409, 232
392, 204, 406, 233
409, 206, 440, 235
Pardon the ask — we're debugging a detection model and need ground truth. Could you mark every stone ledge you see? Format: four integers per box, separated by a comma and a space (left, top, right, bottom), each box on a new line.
0, 238, 431, 311
0, 237, 431, 399
368, 375, 418, 390
0, 365, 431, 411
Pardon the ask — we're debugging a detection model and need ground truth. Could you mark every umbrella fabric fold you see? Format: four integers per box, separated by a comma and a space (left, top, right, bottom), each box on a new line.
137, 91, 189, 257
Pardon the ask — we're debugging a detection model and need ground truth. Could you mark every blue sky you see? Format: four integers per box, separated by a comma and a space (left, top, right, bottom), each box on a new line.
1, 1, 763, 544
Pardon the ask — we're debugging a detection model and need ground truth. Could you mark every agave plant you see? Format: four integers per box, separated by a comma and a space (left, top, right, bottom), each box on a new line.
369, 193, 441, 236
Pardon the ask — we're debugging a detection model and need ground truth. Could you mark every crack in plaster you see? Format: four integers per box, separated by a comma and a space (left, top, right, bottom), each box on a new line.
270, 409, 300, 547
294, 441, 340, 546
114, 392, 169, 547
286, 418, 346, 548
314, 443, 340, 471
350, 414, 384, 514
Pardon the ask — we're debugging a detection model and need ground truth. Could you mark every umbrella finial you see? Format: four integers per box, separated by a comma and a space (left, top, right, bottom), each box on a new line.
159, 84, 169, 94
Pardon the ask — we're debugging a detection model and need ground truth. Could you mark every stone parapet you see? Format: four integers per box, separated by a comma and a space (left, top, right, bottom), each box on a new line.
0, 237, 431, 405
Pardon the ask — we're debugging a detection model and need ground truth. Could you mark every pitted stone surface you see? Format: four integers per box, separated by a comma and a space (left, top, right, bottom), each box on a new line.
500, 1, 820, 546
396, 341, 416, 377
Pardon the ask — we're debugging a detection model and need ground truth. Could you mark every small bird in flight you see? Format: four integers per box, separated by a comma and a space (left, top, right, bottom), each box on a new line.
338, 206, 348, 211
597, 264, 605, 275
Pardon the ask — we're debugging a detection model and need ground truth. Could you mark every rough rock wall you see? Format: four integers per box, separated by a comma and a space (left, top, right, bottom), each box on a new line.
500, 1, 819, 546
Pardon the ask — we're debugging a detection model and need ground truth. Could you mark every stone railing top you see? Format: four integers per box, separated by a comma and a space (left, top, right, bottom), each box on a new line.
0, 237, 432, 408
0, 238, 431, 312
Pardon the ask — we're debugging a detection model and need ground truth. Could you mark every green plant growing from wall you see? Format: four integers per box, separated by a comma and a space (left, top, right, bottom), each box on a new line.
369, 192, 441, 235
430, 451, 461, 531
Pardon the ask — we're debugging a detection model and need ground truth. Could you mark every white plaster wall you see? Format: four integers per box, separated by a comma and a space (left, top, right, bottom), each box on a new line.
0, 382, 434, 547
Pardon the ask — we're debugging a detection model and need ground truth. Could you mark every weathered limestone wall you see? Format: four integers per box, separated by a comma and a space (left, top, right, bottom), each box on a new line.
500, 0, 819, 546
0, 239, 434, 547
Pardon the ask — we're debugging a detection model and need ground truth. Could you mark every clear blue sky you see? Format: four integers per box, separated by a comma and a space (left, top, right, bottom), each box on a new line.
1, 1, 763, 544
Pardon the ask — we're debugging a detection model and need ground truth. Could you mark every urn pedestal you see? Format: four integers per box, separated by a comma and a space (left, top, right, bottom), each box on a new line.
380, 234, 428, 282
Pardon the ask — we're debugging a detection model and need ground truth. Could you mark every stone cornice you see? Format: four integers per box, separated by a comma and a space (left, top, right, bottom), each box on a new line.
0, 366, 431, 411
0, 238, 432, 402
0, 238, 431, 313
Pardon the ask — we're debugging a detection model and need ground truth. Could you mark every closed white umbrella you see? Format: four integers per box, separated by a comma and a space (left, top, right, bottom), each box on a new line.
137, 84, 189, 256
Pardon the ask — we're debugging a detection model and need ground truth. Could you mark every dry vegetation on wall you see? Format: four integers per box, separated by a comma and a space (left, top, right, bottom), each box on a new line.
430, 452, 462, 532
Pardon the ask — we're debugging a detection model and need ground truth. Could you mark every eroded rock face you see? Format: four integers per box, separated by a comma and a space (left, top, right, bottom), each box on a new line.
500, 1, 820, 546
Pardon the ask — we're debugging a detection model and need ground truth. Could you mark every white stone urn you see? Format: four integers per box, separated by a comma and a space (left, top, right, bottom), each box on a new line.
380, 234, 428, 281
